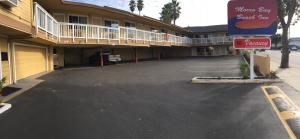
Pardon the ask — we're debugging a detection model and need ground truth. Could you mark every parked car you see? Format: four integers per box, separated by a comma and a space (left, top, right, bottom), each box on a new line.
289, 45, 300, 51
109, 55, 122, 63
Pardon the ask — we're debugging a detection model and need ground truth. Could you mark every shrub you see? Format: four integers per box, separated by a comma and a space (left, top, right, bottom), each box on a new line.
0, 77, 6, 93
240, 61, 249, 79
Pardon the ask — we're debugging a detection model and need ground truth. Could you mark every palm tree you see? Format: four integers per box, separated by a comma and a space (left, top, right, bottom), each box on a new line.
129, 0, 136, 13
137, 0, 144, 15
160, 3, 173, 24
171, 0, 181, 25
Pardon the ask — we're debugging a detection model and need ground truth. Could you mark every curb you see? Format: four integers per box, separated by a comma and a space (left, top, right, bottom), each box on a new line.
0, 103, 12, 114
262, 86, 300, 139
191, 77, 282, 84
1, 78, 44, 103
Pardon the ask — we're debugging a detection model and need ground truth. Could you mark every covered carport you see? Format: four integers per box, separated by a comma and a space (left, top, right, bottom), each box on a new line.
53, 45, 194, 68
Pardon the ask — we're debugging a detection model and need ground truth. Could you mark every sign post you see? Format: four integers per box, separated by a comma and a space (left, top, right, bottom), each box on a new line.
233, 37, 271, 79
228, 0, 277, 80
250, 49, 254, 80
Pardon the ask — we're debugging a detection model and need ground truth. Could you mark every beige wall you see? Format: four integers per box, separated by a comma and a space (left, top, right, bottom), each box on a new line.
0, 36, 11, 85
254, 54, 271, 76
113, 48, 134, 62
0, 0, 33, 26
51, 12, 172, 32
193, 32, 227, 38
48, 47, 54, 71
55, 47, 65, 67
64, 48, 83, 66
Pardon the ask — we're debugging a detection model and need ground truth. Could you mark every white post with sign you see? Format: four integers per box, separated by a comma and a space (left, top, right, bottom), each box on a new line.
250, 49, 254, 80
228, 0, 278, 80
233, 38, 271, 80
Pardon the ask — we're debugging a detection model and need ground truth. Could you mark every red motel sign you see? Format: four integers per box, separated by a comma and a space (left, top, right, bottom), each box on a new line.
233, 38, 271, 49
228, 0, 278, 35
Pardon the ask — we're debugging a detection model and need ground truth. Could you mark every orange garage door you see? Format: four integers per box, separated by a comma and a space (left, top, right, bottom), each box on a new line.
15, 45, 47, 80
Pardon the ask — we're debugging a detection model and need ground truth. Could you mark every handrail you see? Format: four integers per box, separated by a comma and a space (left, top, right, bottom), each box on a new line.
34, 3, 232, 46
34, 2, 59, 39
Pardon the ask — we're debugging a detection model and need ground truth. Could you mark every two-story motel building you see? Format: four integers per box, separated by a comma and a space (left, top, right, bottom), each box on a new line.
0, 0, 234, 85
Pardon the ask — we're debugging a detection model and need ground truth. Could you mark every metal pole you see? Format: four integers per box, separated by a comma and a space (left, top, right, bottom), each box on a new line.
250, 49, 255, 80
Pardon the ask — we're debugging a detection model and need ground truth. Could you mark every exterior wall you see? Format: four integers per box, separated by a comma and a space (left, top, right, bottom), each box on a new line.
48, 47, 54, 71
64, 48, 83, 66
254, 54, 270, 76
0, 0, 33, 26
51, 12, 169, 32
137, 48, 153, 60
82, 48, 99, 65
193, 32, 227, 38
55, 48, 65, 68
113, 48, 134, 62
191, 46, 233, 57
191, 47, 198, 56
0, 36, 11, 85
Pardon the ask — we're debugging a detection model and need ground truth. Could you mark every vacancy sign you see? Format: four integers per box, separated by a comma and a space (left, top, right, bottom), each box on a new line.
228, 0, 278, 35
233, 38, 271, 49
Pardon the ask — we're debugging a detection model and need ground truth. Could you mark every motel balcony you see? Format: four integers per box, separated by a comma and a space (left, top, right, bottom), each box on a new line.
34, 3, 232, 47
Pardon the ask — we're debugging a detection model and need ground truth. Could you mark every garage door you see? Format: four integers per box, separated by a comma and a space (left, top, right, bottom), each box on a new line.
15, 45, 47, 80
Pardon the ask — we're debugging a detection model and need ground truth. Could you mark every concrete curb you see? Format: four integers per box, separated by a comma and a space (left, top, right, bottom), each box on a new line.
191, 77, 282, 84
0, 103, 12, 114
1, 79, 44, 103
262, 86, 300, 139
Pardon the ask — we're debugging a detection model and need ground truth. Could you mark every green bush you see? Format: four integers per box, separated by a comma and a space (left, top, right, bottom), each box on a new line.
240, 61, 249, 79
0, 77, 6, 93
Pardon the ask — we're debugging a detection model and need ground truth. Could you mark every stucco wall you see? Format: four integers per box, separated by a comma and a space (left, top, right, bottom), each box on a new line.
0, 37, 11, 85
254, 54, 270, 76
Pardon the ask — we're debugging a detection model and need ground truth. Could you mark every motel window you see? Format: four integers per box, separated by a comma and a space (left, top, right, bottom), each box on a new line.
195, 35, 199, 38
69, 15, 88, 24
1, 52, 8, 61
104, 20, 119, 28
125, 22, 136, 28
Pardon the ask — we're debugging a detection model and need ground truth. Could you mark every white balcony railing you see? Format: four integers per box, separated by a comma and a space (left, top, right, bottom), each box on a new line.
35, 2, 59, 39
34, 3, 231, 46
192, 36, 233, 45
59, 23, 120, 41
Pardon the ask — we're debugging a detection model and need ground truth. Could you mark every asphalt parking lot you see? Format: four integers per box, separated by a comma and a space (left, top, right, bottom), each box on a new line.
0, 57, 289, 139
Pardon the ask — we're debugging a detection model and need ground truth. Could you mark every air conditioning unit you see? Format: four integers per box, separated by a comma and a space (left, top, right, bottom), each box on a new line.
0, 0, 18, 7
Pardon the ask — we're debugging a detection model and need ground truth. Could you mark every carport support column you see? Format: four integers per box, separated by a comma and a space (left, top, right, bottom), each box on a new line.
158, 48, 161, 61
135, 48, 138, 63
100, 47, 104, 67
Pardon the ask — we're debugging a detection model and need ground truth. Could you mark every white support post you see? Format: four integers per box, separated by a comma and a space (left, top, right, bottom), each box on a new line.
135, 30, 137, 42
97, 26, 99, 44
72, 24, 75, 43
35, 3, 39, 34
51, 20, 54, 40
250, 49, 255, 80
85, 25, 88, 43
45, 14, 48, 38
143, 31, 146, 44
118, 27, 121, 44
58, 24, 61, 42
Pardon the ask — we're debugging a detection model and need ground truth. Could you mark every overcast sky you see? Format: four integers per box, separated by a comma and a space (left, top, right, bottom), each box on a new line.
69, 0, 300, 38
